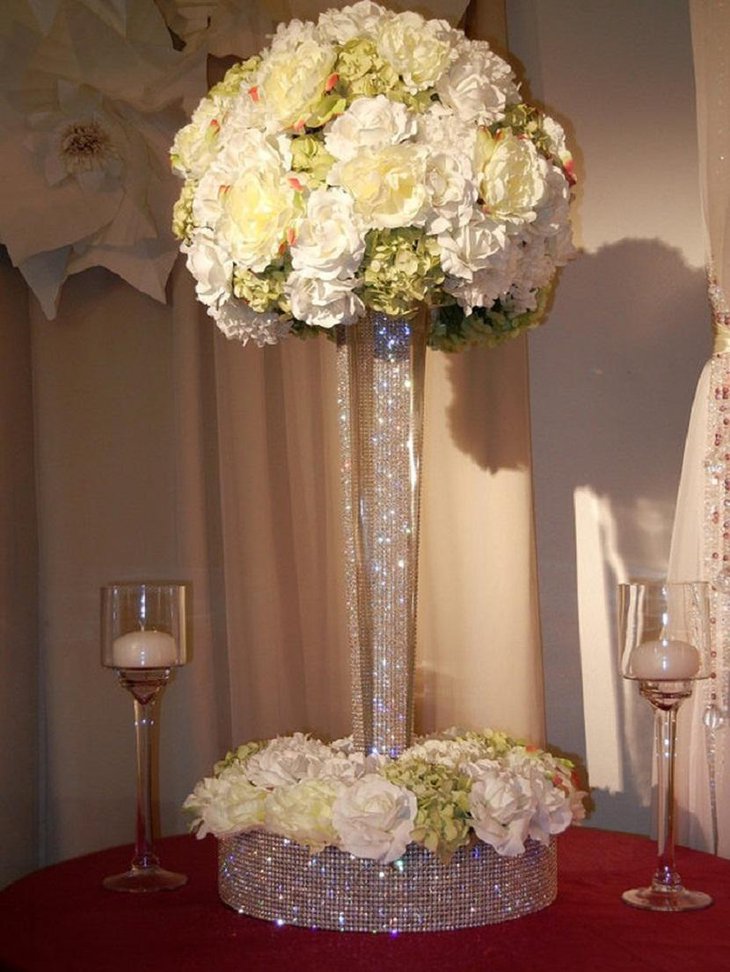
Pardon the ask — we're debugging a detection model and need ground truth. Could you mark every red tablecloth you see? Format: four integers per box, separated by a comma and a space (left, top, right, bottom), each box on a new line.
1, 827, 728, 972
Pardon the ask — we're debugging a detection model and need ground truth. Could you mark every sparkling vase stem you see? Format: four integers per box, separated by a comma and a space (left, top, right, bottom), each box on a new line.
131, 696, 160, 872
653, 701, 681, 891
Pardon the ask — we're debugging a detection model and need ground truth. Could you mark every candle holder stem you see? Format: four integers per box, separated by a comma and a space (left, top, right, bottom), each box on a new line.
621, 681, 712, 911
103, 670, 187, 893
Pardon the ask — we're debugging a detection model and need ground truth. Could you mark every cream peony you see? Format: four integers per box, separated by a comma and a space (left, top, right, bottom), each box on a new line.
324, 95, 416, 161
376, 11, 456, 92
477, 132, 548, 225
265, 779, 342, 851
171, 96, 225, 180
258, 37, 336, 129
332, 774, 416, 863
329, 143, 429, 229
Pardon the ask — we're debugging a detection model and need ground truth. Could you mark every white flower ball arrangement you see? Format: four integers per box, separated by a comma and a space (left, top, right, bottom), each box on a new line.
184, 729, 586, 863
171, 1, 576, 351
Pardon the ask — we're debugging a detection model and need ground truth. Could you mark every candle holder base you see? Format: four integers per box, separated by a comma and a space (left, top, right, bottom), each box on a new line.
103, 865, 188, 894
622, 885, 713, 912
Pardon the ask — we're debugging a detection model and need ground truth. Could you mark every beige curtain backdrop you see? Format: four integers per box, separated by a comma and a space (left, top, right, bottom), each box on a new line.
669, 0, 730, 857
1, 0, 544, 885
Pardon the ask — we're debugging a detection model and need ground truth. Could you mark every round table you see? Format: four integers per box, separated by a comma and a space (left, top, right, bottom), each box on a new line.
1, 827, 728, 971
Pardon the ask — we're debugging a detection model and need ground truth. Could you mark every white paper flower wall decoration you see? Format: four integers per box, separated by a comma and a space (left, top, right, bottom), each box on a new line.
0, 0, 207, 317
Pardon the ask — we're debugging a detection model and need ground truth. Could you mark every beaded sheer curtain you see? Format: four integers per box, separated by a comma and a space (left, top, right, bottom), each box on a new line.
670, 0, 730, 857
1, 0, 545, 886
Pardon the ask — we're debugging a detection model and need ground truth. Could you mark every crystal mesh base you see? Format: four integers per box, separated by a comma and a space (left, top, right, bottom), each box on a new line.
218, 832, 557, 932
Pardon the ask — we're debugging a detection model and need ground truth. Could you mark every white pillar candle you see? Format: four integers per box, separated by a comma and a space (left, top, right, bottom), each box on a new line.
112, 629, 177, 668
630, 639, 700, 680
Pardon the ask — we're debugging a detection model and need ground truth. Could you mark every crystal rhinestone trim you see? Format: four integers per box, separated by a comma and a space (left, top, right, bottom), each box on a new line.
218, 832, 557, 932
336, 310, 428, 757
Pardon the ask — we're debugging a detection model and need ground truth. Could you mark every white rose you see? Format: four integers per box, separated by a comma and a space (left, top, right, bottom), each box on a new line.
208, 299, 288, 347
183, 774, 267, 839
245, 733, 332, 787
265, 779, 342, 851
332, 774, 416, 863
437, 212, 508, 280
436, 45, 518, 126
468, 769, 535, 857
286, 272, 364, 329
477, 132, 548, 225
259, 38, 336, 128
328, 144, 429, 229
317, 1, 390, 44
376, 11, 457, 92
290, 188, 365, 279
183, 232, 232, 307
324, 96, 416, 162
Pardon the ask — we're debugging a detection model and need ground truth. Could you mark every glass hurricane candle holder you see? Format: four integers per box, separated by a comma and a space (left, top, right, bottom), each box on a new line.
101, 581, 188, 892
618, 580, 712, 911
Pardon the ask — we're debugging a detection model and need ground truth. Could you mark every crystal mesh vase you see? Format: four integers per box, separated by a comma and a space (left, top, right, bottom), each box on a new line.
336, 309, 428, 757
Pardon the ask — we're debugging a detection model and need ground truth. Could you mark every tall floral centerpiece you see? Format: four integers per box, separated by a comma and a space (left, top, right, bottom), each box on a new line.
172, 1, 580, 931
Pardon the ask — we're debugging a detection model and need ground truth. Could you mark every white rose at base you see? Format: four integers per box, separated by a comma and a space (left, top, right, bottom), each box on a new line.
332, 774, 416, 863
290, 188, 365, 279
287, 272, 364, 329
468, 768, 535, 857
324, 96, 416, 161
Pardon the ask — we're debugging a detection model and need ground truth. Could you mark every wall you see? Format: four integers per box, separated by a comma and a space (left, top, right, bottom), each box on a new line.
507, 0, 709, 831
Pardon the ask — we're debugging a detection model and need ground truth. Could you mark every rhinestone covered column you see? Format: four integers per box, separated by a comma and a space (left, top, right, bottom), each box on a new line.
337, 309, 428, 756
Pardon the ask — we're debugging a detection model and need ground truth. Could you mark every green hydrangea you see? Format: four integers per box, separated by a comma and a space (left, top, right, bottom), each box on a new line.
361, 229, 444, 318
290, 134, 336, 187
233, 265, 289, 314
171, 178, 196, 243
335, 38, 400, 99
429, 287, 552, 352
384, 761, 473, 863
209, 56, 262, 99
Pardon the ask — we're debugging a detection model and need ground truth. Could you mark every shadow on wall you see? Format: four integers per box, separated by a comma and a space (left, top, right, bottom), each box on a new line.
528, 238, 709, 834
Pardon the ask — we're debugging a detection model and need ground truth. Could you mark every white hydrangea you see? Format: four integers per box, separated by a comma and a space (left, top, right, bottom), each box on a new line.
209, 298, 289, 347
424, 151, 477, 235
324, 95, 416, 162
183, 773, 267, 839
245, 733, 332, 787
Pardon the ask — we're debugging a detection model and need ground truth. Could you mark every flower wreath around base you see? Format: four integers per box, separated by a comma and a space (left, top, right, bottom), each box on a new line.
184, 728, 587, 865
